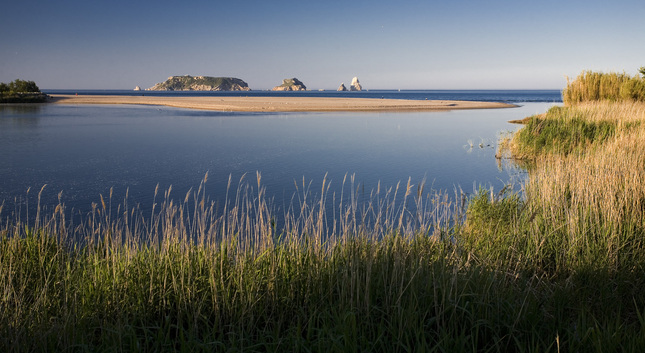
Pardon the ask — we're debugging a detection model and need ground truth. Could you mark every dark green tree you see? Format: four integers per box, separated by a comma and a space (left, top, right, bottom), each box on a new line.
0, 79, 46, 102
7, 79, 40, 93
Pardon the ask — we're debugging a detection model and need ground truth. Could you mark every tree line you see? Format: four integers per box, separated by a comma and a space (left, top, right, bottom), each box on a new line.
0, 79, 41, 94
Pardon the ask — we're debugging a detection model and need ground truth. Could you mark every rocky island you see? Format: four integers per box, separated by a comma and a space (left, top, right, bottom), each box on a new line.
272, 78, 307, 91
146, 76, 251, 91
350, 77, 362, 91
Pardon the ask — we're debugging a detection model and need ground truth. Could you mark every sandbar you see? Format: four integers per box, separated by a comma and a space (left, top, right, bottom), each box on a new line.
50, 94, 516, 112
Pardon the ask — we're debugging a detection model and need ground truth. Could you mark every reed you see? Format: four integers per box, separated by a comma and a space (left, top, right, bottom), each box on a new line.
492, 101, 645, 274
4, 169, 645, 351
507, 101, 644, 160
563, 70, 645, 105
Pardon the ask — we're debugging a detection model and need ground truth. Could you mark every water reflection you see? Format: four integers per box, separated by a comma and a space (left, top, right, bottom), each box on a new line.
0, 104, 44, 115
0, 104, 43, 129
0, 102, 557, 223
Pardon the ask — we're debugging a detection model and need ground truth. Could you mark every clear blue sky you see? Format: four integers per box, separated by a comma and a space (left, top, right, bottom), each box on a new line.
1, 0, 643, 90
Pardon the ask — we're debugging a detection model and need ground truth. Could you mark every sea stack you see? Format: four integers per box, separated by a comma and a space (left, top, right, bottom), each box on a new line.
337, 83, 347, 91
350, 77, 362, 91
133, 86, 141, 91
272, 78, 307, 91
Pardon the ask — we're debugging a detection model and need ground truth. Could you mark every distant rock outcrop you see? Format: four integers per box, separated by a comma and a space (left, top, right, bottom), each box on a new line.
350, 77, 362, 91
146, 75, 251, 91
337, 83, 347, 91
272, 78, 307, 91
133, 86, 141, 91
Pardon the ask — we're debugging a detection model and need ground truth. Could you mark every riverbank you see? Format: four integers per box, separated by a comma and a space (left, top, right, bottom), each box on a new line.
50, 94, 516, 112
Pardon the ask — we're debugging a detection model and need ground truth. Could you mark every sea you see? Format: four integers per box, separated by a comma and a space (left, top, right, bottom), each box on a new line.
43, 89, 562, 103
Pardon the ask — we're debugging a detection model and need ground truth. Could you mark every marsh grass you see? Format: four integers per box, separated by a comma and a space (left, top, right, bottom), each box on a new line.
506, 102, 644, 161
494, 100, 645, 273
467, 93, 645, 351
563, 70, 645, 105
4, 169, 645, 351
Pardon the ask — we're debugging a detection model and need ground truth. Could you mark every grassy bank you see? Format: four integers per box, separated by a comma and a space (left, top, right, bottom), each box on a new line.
505, 101, 644, 160
495, 72, 645, 279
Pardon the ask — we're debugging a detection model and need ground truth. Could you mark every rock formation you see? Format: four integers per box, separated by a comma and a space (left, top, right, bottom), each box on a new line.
350, 77, 362, 91
146, 75, 251, 91
133, 86, 141, 91
337, 83, 347, 91
272, 78, 307, 91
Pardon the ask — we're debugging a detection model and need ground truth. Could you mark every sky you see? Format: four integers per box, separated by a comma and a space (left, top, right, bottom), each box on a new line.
1, 0, 643, 90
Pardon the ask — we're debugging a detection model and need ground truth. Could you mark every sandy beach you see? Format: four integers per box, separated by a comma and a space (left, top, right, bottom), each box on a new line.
50, 94, 516, 112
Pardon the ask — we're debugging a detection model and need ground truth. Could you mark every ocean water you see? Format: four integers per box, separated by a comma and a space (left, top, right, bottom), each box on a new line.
44, 89, 563, 103
1, 91, 559, 224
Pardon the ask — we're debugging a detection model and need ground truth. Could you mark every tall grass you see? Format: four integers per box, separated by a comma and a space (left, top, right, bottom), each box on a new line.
470, 91, 645, 351
507, 102, 643, 160
493, 101, 645, 273
563, 70, 645, 105
5, 168, 645, 351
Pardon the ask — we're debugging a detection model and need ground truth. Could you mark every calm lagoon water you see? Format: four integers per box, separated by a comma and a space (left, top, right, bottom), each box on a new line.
0, 94, 559, 220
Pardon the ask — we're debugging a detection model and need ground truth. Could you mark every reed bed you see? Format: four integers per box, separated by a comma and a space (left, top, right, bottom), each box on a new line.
5, 167, 645, 351
563, 70, 645, 105
495, 100, 645, 273
468, 92, 645, 352
507, 101, 645, 160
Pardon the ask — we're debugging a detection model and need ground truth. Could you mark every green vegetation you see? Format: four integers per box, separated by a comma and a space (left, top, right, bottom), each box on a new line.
0, 79, 48, 103
148, 75, 251, 91
277, 78, 306, 88
481, 70, 645, 350
562, 70, 645, 104
4, 167, 645, 351
506, 104, 641, 160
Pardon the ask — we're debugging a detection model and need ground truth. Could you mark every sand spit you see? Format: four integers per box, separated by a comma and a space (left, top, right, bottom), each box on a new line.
50, 95, 516, 112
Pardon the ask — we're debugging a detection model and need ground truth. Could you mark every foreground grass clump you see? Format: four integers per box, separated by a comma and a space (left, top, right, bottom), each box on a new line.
493, 100, 645, 274
467, 74, 645, 351
507, 101, 644, 160
3, 173, 645, 352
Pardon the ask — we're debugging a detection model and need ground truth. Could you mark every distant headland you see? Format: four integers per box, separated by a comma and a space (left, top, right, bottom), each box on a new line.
146, 76, 251, 91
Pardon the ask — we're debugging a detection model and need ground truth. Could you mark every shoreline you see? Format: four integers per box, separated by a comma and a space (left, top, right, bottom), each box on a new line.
49, 94, 516, 112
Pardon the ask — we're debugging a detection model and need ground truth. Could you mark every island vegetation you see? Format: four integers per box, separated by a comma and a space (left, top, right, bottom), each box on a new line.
3, 70, 645, 352
146, 75, 251, 91
0, 79, 48, 103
